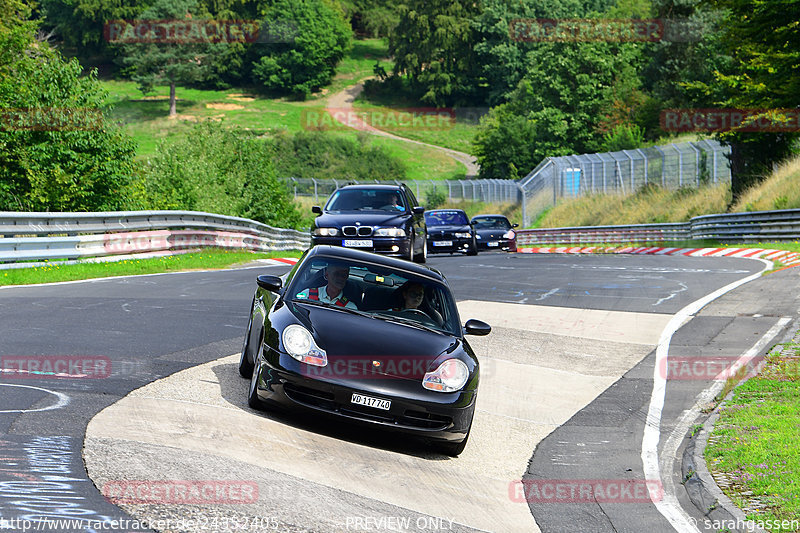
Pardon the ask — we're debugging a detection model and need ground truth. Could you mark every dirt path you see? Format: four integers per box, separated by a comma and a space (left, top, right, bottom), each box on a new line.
325, 81, 480, 178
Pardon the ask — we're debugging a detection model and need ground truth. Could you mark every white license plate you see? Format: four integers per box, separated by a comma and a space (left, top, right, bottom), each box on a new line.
432, 240, 452, 247
342, 239, 373, 248
487, 241, 499, 247
351, 393, 391, 411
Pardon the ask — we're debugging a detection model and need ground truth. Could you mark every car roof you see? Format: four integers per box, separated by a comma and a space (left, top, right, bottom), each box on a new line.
471, 214, 508, 219
336, 184, 404, 191
425, 209, 467, 214
304, 246, 446, 282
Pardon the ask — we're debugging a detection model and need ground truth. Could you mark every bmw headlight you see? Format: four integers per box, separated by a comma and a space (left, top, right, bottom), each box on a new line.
374, 227, 406, 237
313, 227, 339, 236
503, 230, 516, 239
454, 232, 471, 239
282, 325, 327, 367
422, 359, 469, 392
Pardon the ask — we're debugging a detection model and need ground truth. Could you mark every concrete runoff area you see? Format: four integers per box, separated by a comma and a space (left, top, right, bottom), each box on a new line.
84, 301, 673, 533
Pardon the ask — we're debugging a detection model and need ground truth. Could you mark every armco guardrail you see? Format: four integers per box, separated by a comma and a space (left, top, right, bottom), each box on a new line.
517, 209, 800, 245
0, 211, 310, 268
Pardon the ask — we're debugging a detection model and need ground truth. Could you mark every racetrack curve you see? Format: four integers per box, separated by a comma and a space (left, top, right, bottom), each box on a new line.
3, 253, 796, 533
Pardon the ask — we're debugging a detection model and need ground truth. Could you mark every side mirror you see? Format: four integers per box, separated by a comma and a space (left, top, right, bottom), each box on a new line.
413, 206, 425, 215
256, 275, 283, 293
464, 319, 491, 336
511, 223, 519, 228
311, 205, 322, 215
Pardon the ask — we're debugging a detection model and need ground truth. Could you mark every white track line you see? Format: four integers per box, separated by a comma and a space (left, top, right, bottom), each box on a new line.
641, 258, 775, 532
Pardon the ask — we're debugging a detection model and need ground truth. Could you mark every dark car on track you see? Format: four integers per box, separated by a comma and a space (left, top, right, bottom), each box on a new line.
238, 245, 491, 455
424, 209, 478, 255
310, 184, 427, 263
470, 214, 518, 252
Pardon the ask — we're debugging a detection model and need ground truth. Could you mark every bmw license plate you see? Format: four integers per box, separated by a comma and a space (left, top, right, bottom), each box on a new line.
342, 239, 373, 248
432, 240, 452, 247
351, 393, 391, 411
487, 241, 499, 247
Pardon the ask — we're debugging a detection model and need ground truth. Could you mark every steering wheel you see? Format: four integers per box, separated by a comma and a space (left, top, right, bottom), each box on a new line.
401, 308, 429, 318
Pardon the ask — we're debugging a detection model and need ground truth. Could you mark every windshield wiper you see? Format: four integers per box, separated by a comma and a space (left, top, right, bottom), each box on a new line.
370, 313, 444, 335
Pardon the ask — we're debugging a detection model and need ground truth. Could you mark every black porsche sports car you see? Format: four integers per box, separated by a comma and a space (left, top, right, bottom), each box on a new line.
239, 245, 491, 455
424, 209, 478, 255
471, 214, 518, 252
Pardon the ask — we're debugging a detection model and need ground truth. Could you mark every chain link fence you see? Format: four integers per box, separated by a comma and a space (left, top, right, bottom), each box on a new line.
518, 139, 731, 226
280, 139, 731, 227
280, 177, 520, 204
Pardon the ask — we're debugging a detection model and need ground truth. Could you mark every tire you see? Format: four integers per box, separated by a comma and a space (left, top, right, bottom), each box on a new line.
238, 297, 256, 378
466, 237, 478, 256
406, 236, 415, 262
437, 427, 470, 457
247, 344, 266, 410
414, 234, 427, 264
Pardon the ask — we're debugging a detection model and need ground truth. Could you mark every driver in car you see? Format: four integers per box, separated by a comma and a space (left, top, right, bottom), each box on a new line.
296, 264, 358, 309
393, 281, 443, 324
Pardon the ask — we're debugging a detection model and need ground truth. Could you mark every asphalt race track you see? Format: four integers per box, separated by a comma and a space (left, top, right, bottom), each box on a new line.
1, 253, 798, 533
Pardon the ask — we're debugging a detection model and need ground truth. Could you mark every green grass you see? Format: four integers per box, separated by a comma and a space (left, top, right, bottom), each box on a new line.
99, 39, 467, 179
0, 249, 302, 287
323, 38, 394, 95
705, 341, 800, 531
351, 99, 482, 154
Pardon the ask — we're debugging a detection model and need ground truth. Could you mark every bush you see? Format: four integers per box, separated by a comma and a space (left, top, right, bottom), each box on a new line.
598, 124, 645, 152
137, 122, 304, 228
425, 188, 446, 209
268, 131, 406, 182
0, 19, 138, 211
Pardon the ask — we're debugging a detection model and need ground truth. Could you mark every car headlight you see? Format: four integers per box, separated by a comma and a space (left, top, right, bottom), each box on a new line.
282, 324, 327, 367
422, 359, 469, 392
374, 227, 406, 237
453, 232, 471, 239
476, 234, 482, 239
503, 230, 516, 239
313, 227, 339, 237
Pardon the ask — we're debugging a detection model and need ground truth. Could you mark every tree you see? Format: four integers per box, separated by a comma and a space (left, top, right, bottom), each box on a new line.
0, 6, 138, 212
251, 0, 352, 99
115, 0, 223, 117
473, 36, 647, 178
697, 0, 800, 198
389, 0, 482, 106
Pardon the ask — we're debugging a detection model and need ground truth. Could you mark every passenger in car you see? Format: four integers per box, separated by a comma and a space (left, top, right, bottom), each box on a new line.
296, 264, 358, 309
393, 281, 443, 324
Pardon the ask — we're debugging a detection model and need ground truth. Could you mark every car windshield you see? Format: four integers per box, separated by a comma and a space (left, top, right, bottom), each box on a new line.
288, 256, 460, 336
472, 216, 511, 229
424, 211, 469, 226
326, 189, 405, 212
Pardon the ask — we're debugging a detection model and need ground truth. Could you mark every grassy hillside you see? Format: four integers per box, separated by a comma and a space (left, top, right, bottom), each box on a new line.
100, 39, 466, 181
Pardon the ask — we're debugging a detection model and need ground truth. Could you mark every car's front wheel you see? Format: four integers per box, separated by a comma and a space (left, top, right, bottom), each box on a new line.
247, 344, 266, 410
414, 234, 427, 264
437, 427, 471, 456
238, 297, 256, 378
466, 237, 478, 256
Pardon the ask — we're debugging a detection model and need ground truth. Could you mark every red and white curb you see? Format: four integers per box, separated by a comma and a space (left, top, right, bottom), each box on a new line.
255, 257, 298, 266
518, 246, 800, 267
